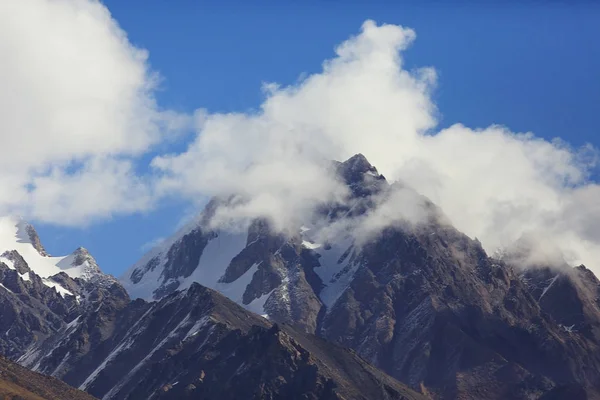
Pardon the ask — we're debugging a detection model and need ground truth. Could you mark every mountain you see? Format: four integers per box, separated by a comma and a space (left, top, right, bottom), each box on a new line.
3, 154, 600, 399
0, 355, 96, 400
0, 216, 124, 360
18, 282, 424, 400
0, 216, 112, 295
122, 154, 600, 399
0, 214, 423, 399
121, 154, 390, 330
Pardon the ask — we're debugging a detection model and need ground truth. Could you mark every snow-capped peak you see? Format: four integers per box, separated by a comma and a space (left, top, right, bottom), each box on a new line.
0, 216, 103, 281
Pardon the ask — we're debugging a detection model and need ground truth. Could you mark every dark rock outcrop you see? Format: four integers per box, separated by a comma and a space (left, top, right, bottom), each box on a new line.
25, 223, 48, 257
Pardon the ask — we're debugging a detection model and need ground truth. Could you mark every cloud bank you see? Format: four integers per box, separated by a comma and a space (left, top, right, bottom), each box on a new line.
153, 20, 600, 269
4, 2, 600, 271
0, 0, 188, 225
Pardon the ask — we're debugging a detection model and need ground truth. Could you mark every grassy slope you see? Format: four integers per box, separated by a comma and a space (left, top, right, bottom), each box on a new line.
0, 356, 96, 400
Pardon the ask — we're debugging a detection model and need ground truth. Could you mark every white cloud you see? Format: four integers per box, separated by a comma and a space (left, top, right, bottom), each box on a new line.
152, 21, 432, 232
153, 20, 600, 271
4, 3, 600, 273
0, 0, 189, 224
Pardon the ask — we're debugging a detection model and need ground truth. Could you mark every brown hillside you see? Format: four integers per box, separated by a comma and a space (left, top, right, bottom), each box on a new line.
0, 356, 95, 400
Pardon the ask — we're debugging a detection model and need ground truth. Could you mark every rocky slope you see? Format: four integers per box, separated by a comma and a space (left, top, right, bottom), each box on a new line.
0, 212, 424, 400
19, 282, 424, 400
122, 154, 600, 399
0, 355, 96, 400
0, 218, 123, 361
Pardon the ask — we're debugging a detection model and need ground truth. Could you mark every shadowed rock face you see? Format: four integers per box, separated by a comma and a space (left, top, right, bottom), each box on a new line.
17, 283, 424, 400
0, 246, 128, 362
316, 224, 582, 399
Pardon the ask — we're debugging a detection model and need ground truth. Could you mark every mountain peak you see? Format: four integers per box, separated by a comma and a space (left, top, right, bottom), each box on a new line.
340, 153, 376, 175
66, 246, 104, 280
336, 153, 386, 198
0, 215, 107, 283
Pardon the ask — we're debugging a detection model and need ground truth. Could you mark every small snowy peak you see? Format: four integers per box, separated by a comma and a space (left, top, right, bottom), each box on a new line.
57, 247, 103, 280
0, 216, 105, 282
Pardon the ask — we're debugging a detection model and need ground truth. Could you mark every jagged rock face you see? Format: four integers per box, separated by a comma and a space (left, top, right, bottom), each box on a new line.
316, 223, 594, 399
0, 260, 75, 358
122, 214, 327, 333
25, 223, 48, 257
0, 259, 129, 362
335, 153, 387, 198
22, 283, 424, 400
522, 265, 600, 341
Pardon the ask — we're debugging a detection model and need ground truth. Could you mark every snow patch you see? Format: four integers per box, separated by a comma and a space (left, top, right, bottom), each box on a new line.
214, 262, 260, 305
180, 231, 248, 292
42, 279, 73, 298
306, 230, 360, 309
246, 289, 274, 316
184, 316, 212, 340
539, 274, 559, 301
302, 240, 322, 250
0, 283, 13, 294
0, 257, 14, 269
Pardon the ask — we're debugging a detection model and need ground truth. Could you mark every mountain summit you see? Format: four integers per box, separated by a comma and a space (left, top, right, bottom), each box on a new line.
120, 154, 600, 399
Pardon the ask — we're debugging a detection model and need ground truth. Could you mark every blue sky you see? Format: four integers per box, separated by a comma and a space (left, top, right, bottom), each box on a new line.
33, 1, 600, 276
